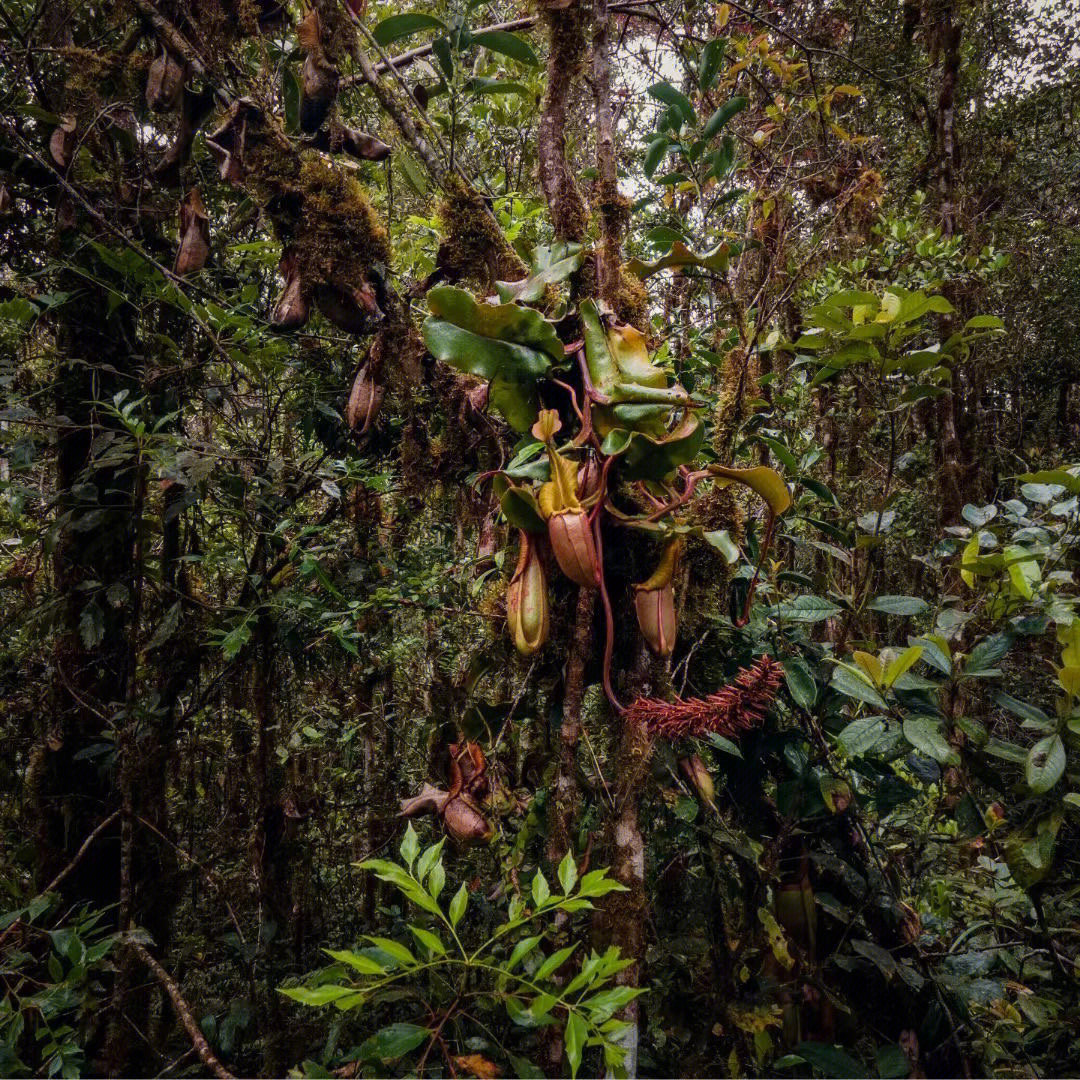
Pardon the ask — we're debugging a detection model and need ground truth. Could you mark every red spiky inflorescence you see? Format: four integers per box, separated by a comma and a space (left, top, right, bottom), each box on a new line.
627, 655, 784, 740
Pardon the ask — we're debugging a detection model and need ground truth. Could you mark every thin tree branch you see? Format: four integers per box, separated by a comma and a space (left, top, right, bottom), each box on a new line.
125, 939, 236, 1080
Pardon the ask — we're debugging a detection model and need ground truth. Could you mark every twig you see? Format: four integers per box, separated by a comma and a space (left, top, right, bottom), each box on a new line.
125, 939, 236, 1080
0, 809, 122, 948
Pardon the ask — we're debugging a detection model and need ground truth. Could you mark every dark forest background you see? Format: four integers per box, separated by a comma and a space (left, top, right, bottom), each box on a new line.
2, 0, 1080, 1076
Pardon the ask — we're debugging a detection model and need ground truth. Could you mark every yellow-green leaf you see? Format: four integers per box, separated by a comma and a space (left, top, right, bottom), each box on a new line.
710, 465, 792, 516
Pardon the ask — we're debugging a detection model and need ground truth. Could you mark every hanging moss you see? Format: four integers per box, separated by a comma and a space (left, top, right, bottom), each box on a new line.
435, 174, 526, 287
611, 266, 650, 330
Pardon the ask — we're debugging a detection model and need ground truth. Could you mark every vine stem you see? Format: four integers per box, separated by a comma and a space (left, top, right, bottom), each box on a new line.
734, 510, 777, 628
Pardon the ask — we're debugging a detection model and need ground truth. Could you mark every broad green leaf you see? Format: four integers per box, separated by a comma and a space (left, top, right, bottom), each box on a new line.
794, 1042, 865, 1079
282, 67, 300, 134
426, 287, 563, 361
644, 135, 670, 179
910, 634, 951, 674
577, 869, 628, 898
600, 415, 705, 480
495, 243, 584, 303
782, 658, 817, 709
769, 595, 841, 623
408, 925, 447, 956
883, 645, 922, 687
360, 1022, 431, 1063
324, 949, 385, 976
564, 1011, 588, 1078
1004, 544, 1040, 599
964, 315, 1005, 331
1026, 734, 1066, 794
983, 738, 1028, 764
279, 984, 353, 1006
423, 288, 561, 430
363, 937, 416, 968
995, 693, 1054, 731
471, 30, 539, 66
830, 664, 888, 709
428, 860, 446, 900
532, 870, 551, 907
494, 476, 547, 533
964, 632, 1012, 676
580, 985, 642, 1022
507, 934, 543, 971
647, 81, 695, 125
837, 716, 891, 757
902, 716, 960, 766
698, 38, 725, 89
535, 943, 577, 981
702, 95, 747, 140
466, 77, 529, 96
449, 883, 468, 928
868, 595, 929, 616
558, 850, 579, 895
372, 13, 446, 46
399, 823, 419, 868
415, 840, 445, 884
627, 240, 732, 279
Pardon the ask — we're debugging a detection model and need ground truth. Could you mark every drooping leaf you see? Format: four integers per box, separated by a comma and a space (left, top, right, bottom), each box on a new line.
470, 30, 539, 66
495, 243, 584, 303
423, 287, 561, 430
360, 1023, 431, 1064
600, 414, 705, 480
627, 240, 733, 279
644, 135, 670, 179
372, 13, 446, 46
902, 716, 960, 767
647, 81, 695, 125
710, 465, 792, 515
702, 95, 747, 140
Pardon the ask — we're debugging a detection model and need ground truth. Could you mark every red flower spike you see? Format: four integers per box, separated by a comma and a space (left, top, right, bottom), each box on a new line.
627, 655, 783, 740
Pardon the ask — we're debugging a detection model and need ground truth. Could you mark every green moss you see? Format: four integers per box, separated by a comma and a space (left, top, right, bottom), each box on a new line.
436, 175, 526, 286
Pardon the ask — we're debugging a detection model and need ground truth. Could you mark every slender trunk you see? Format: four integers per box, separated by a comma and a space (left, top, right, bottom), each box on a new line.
537, 0, 590, 243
